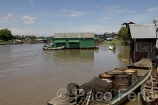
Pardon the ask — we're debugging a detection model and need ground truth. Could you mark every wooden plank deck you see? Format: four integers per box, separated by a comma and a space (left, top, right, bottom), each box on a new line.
137, 69, 148, 77
134, 58, 152, 68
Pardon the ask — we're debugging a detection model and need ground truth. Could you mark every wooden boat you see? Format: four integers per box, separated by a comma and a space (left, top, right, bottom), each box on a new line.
43, 46, 65, 50
109, 45, 116, 50
94, 45, 99, 49
141, 76, 158, 105
47, 58, 152, 105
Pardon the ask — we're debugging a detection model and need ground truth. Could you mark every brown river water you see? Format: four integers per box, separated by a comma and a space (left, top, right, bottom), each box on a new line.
0, 44, 145, 105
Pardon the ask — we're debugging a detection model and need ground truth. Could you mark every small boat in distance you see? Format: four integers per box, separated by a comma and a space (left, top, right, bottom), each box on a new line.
94, 45, 99, 49
43, 46, 65, 50
109, 45, 116, 50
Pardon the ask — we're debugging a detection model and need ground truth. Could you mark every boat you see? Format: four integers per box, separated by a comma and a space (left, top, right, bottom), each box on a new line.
43, 46, 65, 50
94, 45, 99, 49
109, 45, 116, 50
141, 76, 158, 105
47, 58, 152, 105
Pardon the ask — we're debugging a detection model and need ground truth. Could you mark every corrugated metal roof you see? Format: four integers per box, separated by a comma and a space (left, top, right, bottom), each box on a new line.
54, 32, 94, 38
129, 24, 157, 39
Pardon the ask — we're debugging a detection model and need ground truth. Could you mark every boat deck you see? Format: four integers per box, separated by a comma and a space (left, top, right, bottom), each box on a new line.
134, 58, 152, 68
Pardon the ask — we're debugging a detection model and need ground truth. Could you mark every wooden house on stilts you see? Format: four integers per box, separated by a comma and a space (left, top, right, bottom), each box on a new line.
127, 24, 158, 66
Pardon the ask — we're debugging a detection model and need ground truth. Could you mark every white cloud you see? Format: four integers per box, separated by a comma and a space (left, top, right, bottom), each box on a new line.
98, 17, 112, 22
70, 12, 89, 17
59, 9, 90, 17
60, 9, 69, 12
21, 15, 36, 24
30, 0, 34, 4
54, 25, 101, 33
9, 28, 29, 35
94, 6, 100, 8
23, 21, 34, 24
8, 28, 45, 36
102, 18, 112, 20
2, 13, 15, 20
115, 6, 120, 8
147, 7, 158, 12
105, 6, 135, 14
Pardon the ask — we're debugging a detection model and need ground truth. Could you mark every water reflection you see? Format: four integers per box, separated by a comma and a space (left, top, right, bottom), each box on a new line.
109, 49, 116, 54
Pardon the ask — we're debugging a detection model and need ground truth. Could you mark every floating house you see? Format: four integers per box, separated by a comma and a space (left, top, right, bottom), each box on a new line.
128, 24, 158, 62
53, 32, 95, 49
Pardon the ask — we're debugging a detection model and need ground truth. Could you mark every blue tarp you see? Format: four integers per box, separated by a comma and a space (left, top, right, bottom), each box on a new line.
106, 37, 113, 41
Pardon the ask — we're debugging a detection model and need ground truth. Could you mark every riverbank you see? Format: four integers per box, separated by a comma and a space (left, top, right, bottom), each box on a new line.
0, 41, 7, 45
102, 40, 121, 45
0, 40, 121, 46
0, 40, 44, 45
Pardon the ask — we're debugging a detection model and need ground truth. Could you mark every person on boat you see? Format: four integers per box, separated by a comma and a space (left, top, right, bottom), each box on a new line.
112, 43, 116, 49
44, 39, 51, 46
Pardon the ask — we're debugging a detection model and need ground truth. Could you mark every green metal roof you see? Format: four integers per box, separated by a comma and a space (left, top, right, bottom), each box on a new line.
69, 40, 80, 42
54, 32, 94, 38
54, 40, 66, 43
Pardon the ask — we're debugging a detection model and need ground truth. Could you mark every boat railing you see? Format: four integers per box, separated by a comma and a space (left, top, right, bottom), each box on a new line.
111, 67, 151, 105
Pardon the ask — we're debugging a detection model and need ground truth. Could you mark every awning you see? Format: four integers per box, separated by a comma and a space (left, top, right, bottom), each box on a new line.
54, 40, 66, 43
69, 40, 79, 42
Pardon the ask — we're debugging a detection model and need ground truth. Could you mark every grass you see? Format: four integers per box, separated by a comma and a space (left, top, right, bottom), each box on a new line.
102, 40, 122, 45
0, 41, 7, 45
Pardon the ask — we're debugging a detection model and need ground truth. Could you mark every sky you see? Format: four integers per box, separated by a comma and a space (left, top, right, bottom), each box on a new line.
0, 0, 158, 37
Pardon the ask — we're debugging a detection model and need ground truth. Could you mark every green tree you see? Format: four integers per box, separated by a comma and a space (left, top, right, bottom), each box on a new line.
118, 27, 129, 46
0, 29, 12, 41
29, 35, 37, 40
13, 35, 22, 39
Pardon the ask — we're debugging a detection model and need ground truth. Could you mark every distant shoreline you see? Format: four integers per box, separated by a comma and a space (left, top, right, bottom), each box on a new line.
0, 40, 122, 46
102, 40, 121, 45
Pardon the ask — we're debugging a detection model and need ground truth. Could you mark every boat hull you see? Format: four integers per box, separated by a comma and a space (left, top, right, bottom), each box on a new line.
47, 59, 152, 105
109, 45, 116, 50
43, 46, 65, 50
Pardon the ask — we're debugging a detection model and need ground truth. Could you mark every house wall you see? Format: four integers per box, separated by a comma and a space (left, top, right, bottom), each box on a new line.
134, 38, 156, 61
80, 38, 94, 48
54, 38, 94, 48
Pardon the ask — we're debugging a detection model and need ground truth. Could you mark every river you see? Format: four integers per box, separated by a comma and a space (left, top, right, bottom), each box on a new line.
0, 44, 145, 105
